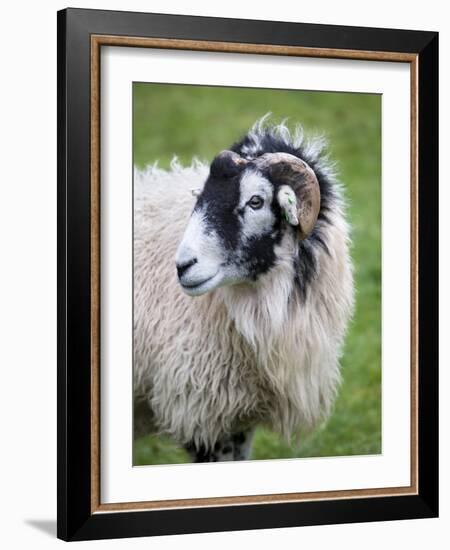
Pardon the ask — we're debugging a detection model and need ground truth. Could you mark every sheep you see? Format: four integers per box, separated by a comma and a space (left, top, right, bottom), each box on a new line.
133, 117, 354, 462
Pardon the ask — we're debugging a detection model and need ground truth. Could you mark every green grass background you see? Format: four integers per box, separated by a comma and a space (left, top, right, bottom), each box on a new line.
133, 83, 381, 465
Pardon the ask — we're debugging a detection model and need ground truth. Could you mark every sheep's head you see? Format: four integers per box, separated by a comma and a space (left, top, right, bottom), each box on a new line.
175, 150, 321, 296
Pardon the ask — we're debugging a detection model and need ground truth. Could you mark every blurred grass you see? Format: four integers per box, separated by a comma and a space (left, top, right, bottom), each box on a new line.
133, 83, 381, 465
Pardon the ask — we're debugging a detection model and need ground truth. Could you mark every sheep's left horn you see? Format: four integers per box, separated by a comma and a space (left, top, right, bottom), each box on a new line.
210, 150, 247, 179
255, 153, 321, 239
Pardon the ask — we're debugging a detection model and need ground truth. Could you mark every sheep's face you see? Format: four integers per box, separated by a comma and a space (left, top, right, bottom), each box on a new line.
175, 150, 320, 296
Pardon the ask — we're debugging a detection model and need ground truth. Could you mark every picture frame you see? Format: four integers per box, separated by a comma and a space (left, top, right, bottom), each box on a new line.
57, 7, 439, 541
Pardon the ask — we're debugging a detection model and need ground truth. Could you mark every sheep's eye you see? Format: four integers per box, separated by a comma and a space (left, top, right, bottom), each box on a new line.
248, 195, 264, 210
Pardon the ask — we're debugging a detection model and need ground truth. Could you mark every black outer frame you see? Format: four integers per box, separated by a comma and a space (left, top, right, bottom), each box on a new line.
57, 7, 439, 541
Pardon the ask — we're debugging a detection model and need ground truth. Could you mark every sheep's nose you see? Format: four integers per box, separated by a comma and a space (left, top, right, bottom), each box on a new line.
176, 257, 198, 278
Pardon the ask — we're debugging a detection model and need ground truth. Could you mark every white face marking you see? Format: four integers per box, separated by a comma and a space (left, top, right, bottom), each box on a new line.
238, 171, 275, 239
175, 209, 225, 296
176, 169, 287, 297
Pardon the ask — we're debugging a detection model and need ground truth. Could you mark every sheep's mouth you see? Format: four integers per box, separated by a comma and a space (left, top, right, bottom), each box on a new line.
180, 272, 221, 296
181, 278, 211, 289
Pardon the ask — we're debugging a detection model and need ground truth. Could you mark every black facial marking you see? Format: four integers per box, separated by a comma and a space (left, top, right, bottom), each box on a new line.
231, 131, 336, 227
195, 170, 242, 251
231, 132, 336, 222
241, 233, 277, 281
195, 155, 284, 282
192, 124, 336, 298
210, 152, 245, 179
242, 185, 285, 280
230, 127, 336, 299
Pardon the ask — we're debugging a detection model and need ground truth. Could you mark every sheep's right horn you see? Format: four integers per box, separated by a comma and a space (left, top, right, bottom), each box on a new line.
255, 152, 321, 240
210, 150, 247, 179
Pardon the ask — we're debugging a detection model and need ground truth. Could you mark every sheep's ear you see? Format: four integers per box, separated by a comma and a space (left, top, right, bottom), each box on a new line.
210, 150, 247, 179
277, 185, 299, 226
259, 154, 320, 240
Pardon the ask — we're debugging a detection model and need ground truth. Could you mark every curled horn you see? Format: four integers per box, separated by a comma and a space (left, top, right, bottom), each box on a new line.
210, 150, 248, 179
255, 152, 321, 239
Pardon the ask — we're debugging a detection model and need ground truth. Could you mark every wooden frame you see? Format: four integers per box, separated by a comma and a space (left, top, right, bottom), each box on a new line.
58, 7, 438, 541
